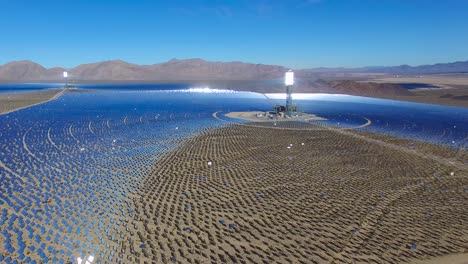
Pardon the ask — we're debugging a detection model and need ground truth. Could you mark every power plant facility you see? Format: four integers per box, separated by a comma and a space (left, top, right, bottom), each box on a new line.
63, 71, 76, 89
272, 70, 299, 118
233, 69, 324, 123
63, 71, 69, 88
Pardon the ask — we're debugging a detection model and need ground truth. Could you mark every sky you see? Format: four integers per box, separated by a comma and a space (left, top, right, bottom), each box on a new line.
1, 0, 467, 69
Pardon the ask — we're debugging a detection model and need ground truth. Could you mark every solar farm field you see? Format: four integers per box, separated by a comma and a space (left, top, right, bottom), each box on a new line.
0, 87, 467, 263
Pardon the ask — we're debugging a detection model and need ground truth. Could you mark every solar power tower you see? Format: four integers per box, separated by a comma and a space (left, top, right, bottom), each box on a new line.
63, 71, 68, 88
285, 70, 294, 117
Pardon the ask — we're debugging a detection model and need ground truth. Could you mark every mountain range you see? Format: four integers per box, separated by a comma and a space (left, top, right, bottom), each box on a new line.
304, 61, 468, 75
0, 59, 288, 81
1, 59, 467, 82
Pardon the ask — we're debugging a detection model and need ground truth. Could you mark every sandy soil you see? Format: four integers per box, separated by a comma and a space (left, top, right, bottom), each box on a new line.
373, 76, 468, 86
0, 89, 65, 115
355, 131, 468, 165
368, 93, 468, 108
114, 122, 468, 263
409, 252, 468, 264
362, 75, 468, 108
379, 92, 468, 108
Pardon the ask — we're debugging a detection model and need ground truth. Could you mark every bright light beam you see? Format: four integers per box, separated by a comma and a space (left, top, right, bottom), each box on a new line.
285, 70, 294, 86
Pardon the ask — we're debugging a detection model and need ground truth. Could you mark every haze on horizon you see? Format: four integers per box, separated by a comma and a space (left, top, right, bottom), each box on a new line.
1, 0, 467, 69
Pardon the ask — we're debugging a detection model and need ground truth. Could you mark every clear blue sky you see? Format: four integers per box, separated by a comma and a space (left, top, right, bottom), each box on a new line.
1, 0, 467, 69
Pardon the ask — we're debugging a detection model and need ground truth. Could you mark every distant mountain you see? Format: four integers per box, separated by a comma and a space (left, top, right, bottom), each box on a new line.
147, 59, 287, 80
0, 61, 65, 80
368, 60, 468, 75
0, 61, 46, 80
1, 59, 467, 82
70, 60, 151, 80
305, 60, 468, 75
0, 59, 288, 81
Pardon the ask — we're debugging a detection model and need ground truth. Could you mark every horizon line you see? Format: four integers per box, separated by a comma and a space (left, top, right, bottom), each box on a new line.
1, 58, 468, 71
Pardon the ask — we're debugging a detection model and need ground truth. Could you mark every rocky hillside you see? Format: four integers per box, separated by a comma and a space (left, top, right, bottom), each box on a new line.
368, 60, 468, 75
2, 59, 467, 81
305, 60, 468, 75
0, 59, 287, 81
0, 61, 65, 80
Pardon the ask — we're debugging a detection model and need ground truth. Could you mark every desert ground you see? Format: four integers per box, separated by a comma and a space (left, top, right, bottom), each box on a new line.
373, 75, 468, 87
113, 119, 467, 263
368, 75, 468, 108
0, 89, 65, 115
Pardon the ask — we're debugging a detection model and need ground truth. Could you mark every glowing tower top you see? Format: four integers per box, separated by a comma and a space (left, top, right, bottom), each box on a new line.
285, 70, 294, 117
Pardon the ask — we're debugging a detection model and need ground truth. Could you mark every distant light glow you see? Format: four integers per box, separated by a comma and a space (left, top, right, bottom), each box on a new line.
188, 87, 213, 93
265, 93, 350, 100
144, 87, 261, 98
285, 70, 294, 86
63, 71, 68, 78
177, 87, 237, 93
